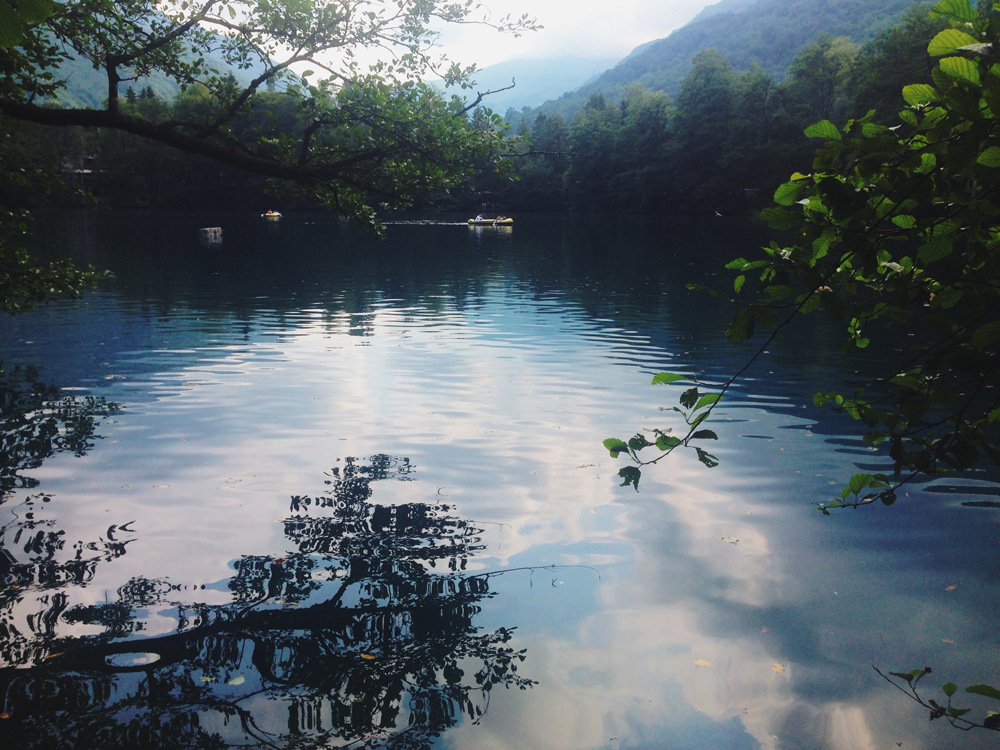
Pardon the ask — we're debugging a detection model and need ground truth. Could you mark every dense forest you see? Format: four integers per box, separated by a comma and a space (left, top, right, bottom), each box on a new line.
0, 4, 948, 217
1, 80, 304, 212
529, 0, 928, 120
480, 4, 947, 214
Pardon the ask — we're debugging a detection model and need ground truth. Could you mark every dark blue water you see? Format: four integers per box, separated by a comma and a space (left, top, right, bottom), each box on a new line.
0, 211, 997, 750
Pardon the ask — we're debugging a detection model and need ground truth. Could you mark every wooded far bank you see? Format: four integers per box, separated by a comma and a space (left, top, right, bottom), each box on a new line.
1, 4, 947, 218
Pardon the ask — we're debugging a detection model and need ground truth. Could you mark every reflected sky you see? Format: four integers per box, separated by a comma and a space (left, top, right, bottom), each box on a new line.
0, 212, 998, 749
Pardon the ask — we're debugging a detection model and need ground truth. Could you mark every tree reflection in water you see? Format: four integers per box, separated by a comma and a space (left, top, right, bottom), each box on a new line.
1, 366, 123, 671
0, 454, 534, 749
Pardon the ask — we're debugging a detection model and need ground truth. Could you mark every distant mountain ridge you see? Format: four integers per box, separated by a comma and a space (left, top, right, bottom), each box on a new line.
686, 0, 765, 25
51, 51, 262, 109
534, 0, 931, 121
438, 56, 619, 113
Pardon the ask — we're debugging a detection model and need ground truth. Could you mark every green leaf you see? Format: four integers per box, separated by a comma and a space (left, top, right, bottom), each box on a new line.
912, 668, 931, 685
862, 122, 888, 137
803, 120, 841, 140
695, 448, 719, 468
14, 0, 54, 23
939, 56, 981, 84
628, 434, 652, 452
748, 306, 777, 329
918, 236, 953, 263
849, 473, 874, 495
943, 682, 958, 697
971, 320, 1000, 348
890, 671, 916, 683
902, 84, 939, 105
928, 28, 980, 56
656, 435, 682, 450
734, 274, 746, 293
931, 0, 976, 21
725, 309, 754, 342
695, 393, 721, 410
946, 707, 972, 717
679, 387, 699, 409
966, 684, 1000, 701
891, 215, 917, 229
814, 391, 841, 406
603, 438, 628, 458
652, 372, 686, 385
759, 207, 795, 230
0, 0, 24, 47
618, 466, 641, 491
774, 181, 805, 206
978, 146, 1000, 167
691, 430, 718, 440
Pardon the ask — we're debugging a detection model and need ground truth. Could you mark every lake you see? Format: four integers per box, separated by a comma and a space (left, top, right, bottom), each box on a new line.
0, 211, 997, 750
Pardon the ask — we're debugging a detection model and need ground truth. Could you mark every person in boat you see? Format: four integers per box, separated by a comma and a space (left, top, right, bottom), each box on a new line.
475, 214, 483, 221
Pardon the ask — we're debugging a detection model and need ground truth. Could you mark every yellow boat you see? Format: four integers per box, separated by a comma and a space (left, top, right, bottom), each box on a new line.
262, 210, 282, 220
468, 218, 512, 226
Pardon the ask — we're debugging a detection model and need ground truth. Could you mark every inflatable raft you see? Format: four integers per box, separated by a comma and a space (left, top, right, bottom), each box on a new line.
468, 218, 513, 226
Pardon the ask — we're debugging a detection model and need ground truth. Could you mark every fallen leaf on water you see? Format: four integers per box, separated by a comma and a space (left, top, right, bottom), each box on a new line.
692, 659, 711, 667
942, 639, 955, 644
761, 627, 769, 633
228, 676, 245, 686
44, 652, 63, 659
199, 676, 216, 682
772, 663, 785, 673
589, 509, 597, 514
945, 585, 957, 591
0, 713, 10, 719
361, 654, 376, 660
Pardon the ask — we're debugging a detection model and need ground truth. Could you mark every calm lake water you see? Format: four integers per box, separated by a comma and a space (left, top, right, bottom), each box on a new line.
0, 211, 997, 750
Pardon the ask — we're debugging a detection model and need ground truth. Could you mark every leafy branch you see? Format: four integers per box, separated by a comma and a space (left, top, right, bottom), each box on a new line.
603, 372, 720, 490
875, 666, 1000, 731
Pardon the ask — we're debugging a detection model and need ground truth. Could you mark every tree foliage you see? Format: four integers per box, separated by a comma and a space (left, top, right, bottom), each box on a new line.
1, 0, 536, 230
0, 0, 537, 313
603, 1, 1000, 725
0, 456, 536, 747
607, 0, 1000, 513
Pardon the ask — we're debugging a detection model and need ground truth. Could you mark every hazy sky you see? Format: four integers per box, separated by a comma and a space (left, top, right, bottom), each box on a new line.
434, 0, 716, 68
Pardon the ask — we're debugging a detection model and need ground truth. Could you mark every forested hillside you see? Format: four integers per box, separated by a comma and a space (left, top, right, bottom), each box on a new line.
1, 3, 950, 219
472, 4, 946, 216
436, 57, 619, 112
528, 0, 931, 122
49, 50, 260, 109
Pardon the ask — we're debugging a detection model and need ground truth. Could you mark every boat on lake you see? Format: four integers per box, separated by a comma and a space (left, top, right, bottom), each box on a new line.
468, 217, 512, 226
262, 210, 282, 220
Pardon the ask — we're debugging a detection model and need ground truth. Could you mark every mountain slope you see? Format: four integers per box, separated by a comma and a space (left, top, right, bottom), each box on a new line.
439, 56, 619, 112
536, 0, 931, 120
51, 51, 261, 108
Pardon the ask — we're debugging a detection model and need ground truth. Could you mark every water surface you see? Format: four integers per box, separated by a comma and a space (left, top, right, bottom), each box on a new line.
0, 212, 997, 749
